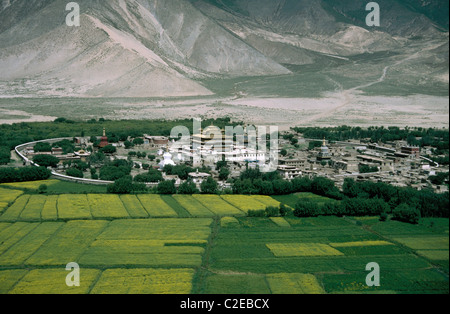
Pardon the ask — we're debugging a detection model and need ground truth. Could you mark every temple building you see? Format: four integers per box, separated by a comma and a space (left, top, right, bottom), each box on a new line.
99, 128, 109, 148
317, 138, 332, 161
192, 124, 233, 153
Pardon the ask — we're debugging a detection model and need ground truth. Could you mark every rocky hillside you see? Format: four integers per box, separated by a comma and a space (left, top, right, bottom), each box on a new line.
0, 0, 447, 97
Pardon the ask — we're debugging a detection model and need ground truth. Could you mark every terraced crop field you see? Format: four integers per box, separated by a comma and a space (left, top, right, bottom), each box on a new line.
0, 188, 23, 213
0, 183, 448, 294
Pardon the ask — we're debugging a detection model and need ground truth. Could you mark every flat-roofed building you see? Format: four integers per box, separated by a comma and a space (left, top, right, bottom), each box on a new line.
279, 158, 306, 169
401, 146, 420, 158
277, 165, 302, 180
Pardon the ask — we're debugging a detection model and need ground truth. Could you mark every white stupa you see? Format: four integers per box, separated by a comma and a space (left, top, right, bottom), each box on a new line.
159, 151, 176, 169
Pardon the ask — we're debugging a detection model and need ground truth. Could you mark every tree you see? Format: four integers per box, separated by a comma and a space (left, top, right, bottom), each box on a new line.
232, 179, 259, 195
168, 165, 194, 181
178, 181, 199, 195
272, 179, 293, 195
291, 177, 312, 192
72, 161, 89, 171
101, 145, 117, 154
311, 177, 342, 199
253, 179, 274, 195
52, 140, 75, 154
294, 201, 321, 218
216, 160, 227, 170
429, 172, 449, 185
66, 168, 84, 178
107, 177, 134, 194
279, 204, 292, 217
219, 167, 230, 181
33, 155, 60, 168
360, 164, 379, 173
100, 165, 131, 181
133, 138, 144, 146
124, 141, 134, 149
0, 146, 10, 165
280, 149, 288, 157
0, 167, 51, 183
392, 203, 421, 224
200, 177, 218, 194
38, 184, 48, 194
89, 152, 105, 164
265, 206, 280, 217
34, 142, 52, 152
158, 180, 177, 195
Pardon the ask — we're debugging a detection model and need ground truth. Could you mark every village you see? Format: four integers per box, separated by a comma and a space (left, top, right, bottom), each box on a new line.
17, 125, 449, 194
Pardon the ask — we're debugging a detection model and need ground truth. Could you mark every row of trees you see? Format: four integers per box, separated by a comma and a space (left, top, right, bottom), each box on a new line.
293, 199, 421, 224
292, 126, 449, 149
0, 167, 51, 183
107, 176, 219, 195
232, 168, 343, 199
0, 117, 237, 152
0, 146, 10, 165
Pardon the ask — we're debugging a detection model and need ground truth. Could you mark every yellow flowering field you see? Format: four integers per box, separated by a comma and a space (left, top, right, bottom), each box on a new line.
57, 194, 92, 220
0, 222, 63, 266
96, 218, 212, 241
172, 195, 215, 217
0, 180, 59, 190
250, 195, 281, 208
0, 222, 10, 233
0, 195, 29, 222
79, 219, 211, 268
193, 195, 244, 216
119, 195, 149, 218
0, 188, 23, 212
267, 273, 325, 294
25, 220, 109, 266
91, 268, 195, 294
269, 217, 291, 228
220, 195, 267, 213
266, 243, 344, 257
87, 194, 130, 219
0, 222, 38, 255
0, 269, 29, 294
8, 268, 100, 294
41, 195, 58, 221
137, 195, 178, 218
19, 195, 47, 221
329, 241, 394, 248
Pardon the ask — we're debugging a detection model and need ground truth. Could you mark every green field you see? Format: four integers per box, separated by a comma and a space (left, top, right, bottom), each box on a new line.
272, 192, 339, 208
0, 182, 448, 294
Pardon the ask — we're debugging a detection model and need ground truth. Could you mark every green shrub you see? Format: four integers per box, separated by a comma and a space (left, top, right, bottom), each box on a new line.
294, 201, 321, 217
279, 204, 292, 217
248, 210, 266, 217
157, 180, 177, 195
265, 206, 280, 217
66, 168, 84, 178
38, 184, 48, 194
392, 203, 421, 224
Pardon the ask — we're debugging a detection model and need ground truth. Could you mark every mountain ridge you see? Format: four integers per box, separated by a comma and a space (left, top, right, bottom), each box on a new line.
0, 0, 448, 98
